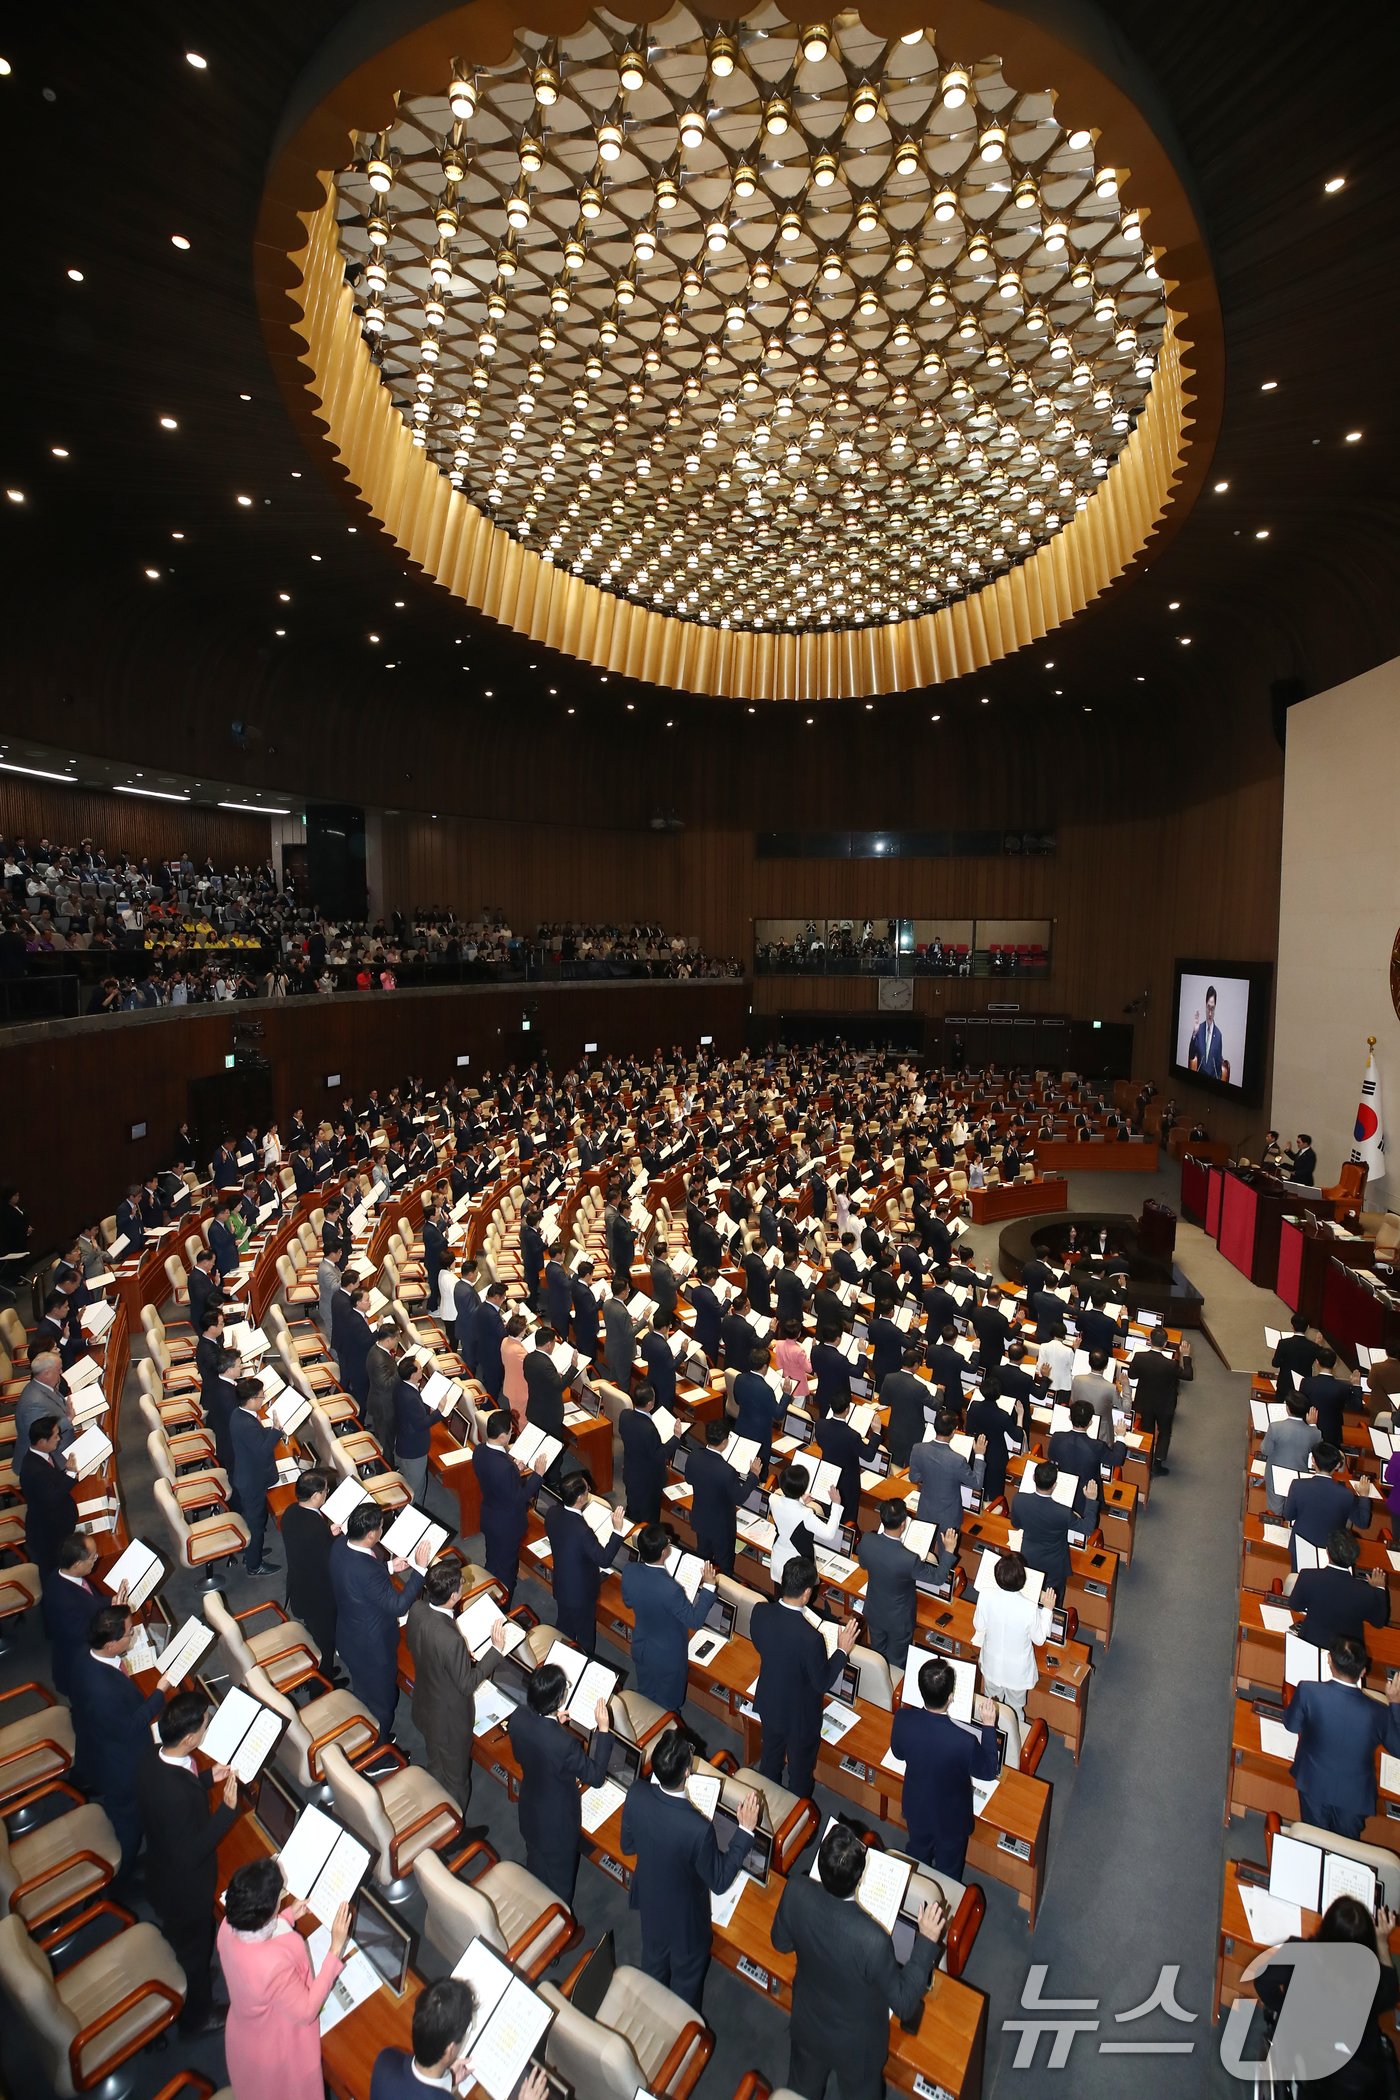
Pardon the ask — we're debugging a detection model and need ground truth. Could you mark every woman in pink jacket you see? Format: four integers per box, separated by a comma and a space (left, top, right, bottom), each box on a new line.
501, 1314, 531, 1430
216, 1856, 351, 2100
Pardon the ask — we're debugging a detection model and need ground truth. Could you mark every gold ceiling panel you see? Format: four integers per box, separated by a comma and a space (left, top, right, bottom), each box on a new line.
264, 0, 1219, 697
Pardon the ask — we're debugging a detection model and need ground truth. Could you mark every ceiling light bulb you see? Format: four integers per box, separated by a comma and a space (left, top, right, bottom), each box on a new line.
940, 64, 970, 109
764, 96, 791, 135
597, 121, 624, 162
364, 256, 388, 295
893, 138, 921, 179
1043, 218, 1068, 252
801, 23, 831, 62
851, 82, 879, 123
505, 189, 531, 230
1066, 126, 1093, 150
893, 241, 916, 272
563, 231, 586, 270
579, 182, 603, 220
1095, 165, 1119, 198
708, 31, 736, 76
634, 221, 657, 260
855, 196, 880, 234
448, 70, 477, 121
598, 312, 618, 345
362, 302, 385, 333
820, 250, 844, 282
679, 109, 705, 150
434, 203, 458, 238
751, 256, 773, 289
366, 213, 391, 248
618, 47, 645, 91
495, 244, 517, 279
366, 155, 393, 193
1014, 177, 1038, 211
441, 141, 466, 184
998, 264, 1021, 300
533, 63, 560, 107
810, 150, 839, 191
1120, 207, 1142, 243
932, 187, 958, 222
655, 173, 679, 210
978, 122, 1006, 161
614, 273, 636, 305
965, 227, 991, 264
518, 134, 543, 176
726, 301, 746, 332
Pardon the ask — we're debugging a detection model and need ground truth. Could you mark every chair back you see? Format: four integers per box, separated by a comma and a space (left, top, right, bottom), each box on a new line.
538, 1986, 645, 2100
320, 1743, 395, 1880
0, 1913, 75, 2098
201, 1590, 257, 1681
850, 1642, 896, 1710
136, 1362, 164, 1412
145, 1431, 178, 1490
414, 1848, 506, 1965
715, 1573, 764, 1641
137, 1392, 167, 1443
276, 1254, 301, 1297
140, 1307, 165, 1351
0, 1311, 27, 1360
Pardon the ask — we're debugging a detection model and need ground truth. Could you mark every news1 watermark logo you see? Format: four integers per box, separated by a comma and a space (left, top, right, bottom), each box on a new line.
1000, 1950, 1381, 2078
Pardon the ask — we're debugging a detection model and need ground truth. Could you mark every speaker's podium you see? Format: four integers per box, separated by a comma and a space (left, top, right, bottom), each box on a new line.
1216, 1164, 1332, 1289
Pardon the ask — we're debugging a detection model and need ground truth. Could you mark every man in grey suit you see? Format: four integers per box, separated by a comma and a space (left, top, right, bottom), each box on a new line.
857, 1499, 958, 1663
603, 1279, 641, 1389
907, 1409, 986, 1530
1261, 1391, 1322, 1513
15, 1354, 74, 1456
1070, 1350, 1120, 1444
317, 1248, 344, 1336
771, 1821, 947, 2100
648, 1238, 679, 1324
404, 1559, 505, 1828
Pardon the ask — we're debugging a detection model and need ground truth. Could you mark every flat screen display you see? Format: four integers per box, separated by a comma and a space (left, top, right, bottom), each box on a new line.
1168, 959, 1273, 1106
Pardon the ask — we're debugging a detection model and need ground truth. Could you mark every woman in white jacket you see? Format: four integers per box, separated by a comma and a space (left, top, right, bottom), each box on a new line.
972, 1552, 1055, 1718
770, 1463, 846, 1586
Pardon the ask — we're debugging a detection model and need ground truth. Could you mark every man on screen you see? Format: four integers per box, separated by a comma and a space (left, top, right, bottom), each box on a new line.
1188, 986, 1226, 1079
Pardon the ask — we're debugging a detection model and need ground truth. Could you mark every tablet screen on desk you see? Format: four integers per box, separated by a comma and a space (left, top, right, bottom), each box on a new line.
711, 1806, 773, 1886
705, 1597, 737, 1640
492, 1653, 536, 1704
352, 1886, 414, 1994
606, 1735, 642, 1789
253, 1769, 299, 1849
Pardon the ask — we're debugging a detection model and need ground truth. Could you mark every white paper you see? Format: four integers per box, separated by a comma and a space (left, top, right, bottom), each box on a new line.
1240, 1885, 1303, 1945
564, 1657, 619, 1731
321, 1477, 373, 1528
580, 1778, 627, 1834
1259, 1604, 1295, 1634
202, 1684, 283, 1782
1258, 1715, 1298, 1762
1269, 1831, 1322, 1908
380, 1507, 450, 1565
104, 1539, 163, 1609
686, 1773, 721, 1821
279, 1803, 370, 1925
158, 1615, 216, 1685
68, 1425, 114, 1481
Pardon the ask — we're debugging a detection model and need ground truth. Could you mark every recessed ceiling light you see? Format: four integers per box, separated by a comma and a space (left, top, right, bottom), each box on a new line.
930, 713, 941, 722
1345, 430, 1363, 443
236, 493, 252, 507
600, 675, 608, 682
1168, 599, 1180, 610
171, 530, 184, 540
185, 51, 208, 69
1213, 479, 1229, 492
666, 720, 674, 728
626, 702, 635, 711
159, 415, 178, 430
5, 488, 24, 503
113, 783, 189, 802
1260, 379, 1278, 391
291, 470, 301, 478
368, 632, 380, 642
747, 706, 755, 714
1324, 175, 1346, 193
144, 566, 160, 579
549, 687, 557, 695
220, 802, 293, 816
1136, 675, 1146, 683
170, 234, 191, 250
567, 707, 575, 714
50, 446, 68, 458
806, 716, 813, 725
311, 554, 321, 562
394, 600, 404, 608
981, 696, 990, 705
1054, 688, 1063, 695
274, 628, 286, 637
0, 59, 11, 77
864, 702, 873, 711
239, 392, 252, 402
278, 592, 290, 602
1044, 661, 1054, 669
1179, 635, 1192, 645
0, 761, 76, 782
485, 689, 494, 697
66, 267, 83, 282
1255, 527, 1270, 539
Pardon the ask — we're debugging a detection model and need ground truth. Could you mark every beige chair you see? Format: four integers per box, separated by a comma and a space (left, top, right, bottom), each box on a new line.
848, 1641, 897, 1710
0, 1563, 42, 1656
1359, 1210, 1400, 1262
715, 1573, 765, 1642
151, 1478, 249, 1588
414, 1843, 577, 1979
266, 1299, 331, 1364
162, 1253, 190, 1306
145, 1432, 229, 1521
541, 1960, 712, 2100
141, 1307, 194, 1362
884, 1853, 985, 1978
319, 1742, 462, 1901
202, 1591, 322, 1696
135, 1360, 202, 1437
727, 1765, 817, 1875
0, 1686, 76, 1807
0, 1906, 185, 2094
138, 1392, 216, 1474
276, 1252, 319, 1310
0, 1784, 119, 1928
241, 1664, 379, 1792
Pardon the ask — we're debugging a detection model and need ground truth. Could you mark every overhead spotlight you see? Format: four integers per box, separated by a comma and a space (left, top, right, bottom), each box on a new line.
532, 62, 560, 106
448, 69, 477, 121
597, 120, 624, 161
366, 154, 393, 194
812, 150, 838, 189
518, 134, 543, 175
679, 108, 706, 150
1094, 165, 1119, 198
800, 23, 831, 62
708, 31, 736, 76
978, 122, 1006, 161
618, 47, 645, 91
764, 95, 791, 135
940, 64, 970, 109
850, 82, 879, 123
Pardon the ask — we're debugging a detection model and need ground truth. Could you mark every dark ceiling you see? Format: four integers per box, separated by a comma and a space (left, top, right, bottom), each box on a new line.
1, 1, 1398, 787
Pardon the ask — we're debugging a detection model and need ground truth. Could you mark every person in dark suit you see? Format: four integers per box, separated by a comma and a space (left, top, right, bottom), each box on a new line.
473, 1408, 545, 1600
421, 1206, 449, 1308
331, 1281, 375, 1407
771, 1820, 946, 2100
773, 1252, 809, 1329
569, 1261, 601, 1364
207, 1200, 241, 1279
857, 1501, 957, 1663
367, 1982, 477, 2095
619, 1385, 676, 1524
890, 1655, 1002, 1875
1284, 1635, 1400, 1835
329, 1506, 432, 1738
519, 1208, 546, 1311
370, 1981, 489, 2100
620, 1523, 716, 1711
70, 1606, 173, 1874
280, 1469, 338, 1674
186, 1248, 222, 1331
751, 1556, 859, 1800
970, 1289, 1012, 1366
406, 1558, 504, 1823
392, 1358, 434, 1507
964, 1374, 1026, 1503
688, 1419, 759, 1572
1187, 987, 1225, 1078
880, 1349, 930, 1467
543, 1252, 574, 1343
229, 1376, 281, 1576
40, 1533, 107, 1698
1300, 1350, 1359, 1450
1284, 1134, 1318, 1186
810, 1329, 853, 1416
638, 1318, 681, 1414
830, 1235, 861, 1286
453, 1260, 482, 1375
1047, 1398, 1117, 1521
720, 1296, 758, 1376
1291, 1529, 1390, 1648
364, 1324, 400, 1464
868, 1313, 905, 1392
1272, 1313, 1322, 1397
816, 1391, 880, 1521
20, 1417, 77, 1572
1132, 1326, 1193, 1473
620, 1728, 758, 2009
523, 1328, 567, 1440
507, 1661, 614, 1902
136, 1690, 243, 2034
1010, 1460, 1080, 1601
733, 1348, 785, 1462
547, 1470, 627, 1651
474, 1283, 509, 1400
1283, 1444, 1372, 1565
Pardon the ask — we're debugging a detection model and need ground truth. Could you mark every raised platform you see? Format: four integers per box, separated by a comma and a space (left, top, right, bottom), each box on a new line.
967, 1176, 1069, 1225
996, 1211, 1205, 1330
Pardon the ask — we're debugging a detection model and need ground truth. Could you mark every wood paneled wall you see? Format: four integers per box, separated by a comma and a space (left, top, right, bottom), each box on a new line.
0, 782, 273, 872
0, 982, 748, 1253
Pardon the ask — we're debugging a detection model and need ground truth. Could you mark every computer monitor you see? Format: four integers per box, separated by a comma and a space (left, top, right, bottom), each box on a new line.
711, 1804, 774, 1885
1049, 1606, 1069, 1645
740, 1481, 768, 1515
670, 1444, 690, 1478
253, 1769, 300, 1850
351, 1886, 414, 1994
704, 1596, 736, 1640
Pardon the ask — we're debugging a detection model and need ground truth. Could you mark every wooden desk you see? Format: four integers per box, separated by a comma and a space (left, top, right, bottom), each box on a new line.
1029, 1140, 1160, 1175
1232, 1594, 1400, 1696
471, 1727, 988, 2098
967, 1179, 1068, 1226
